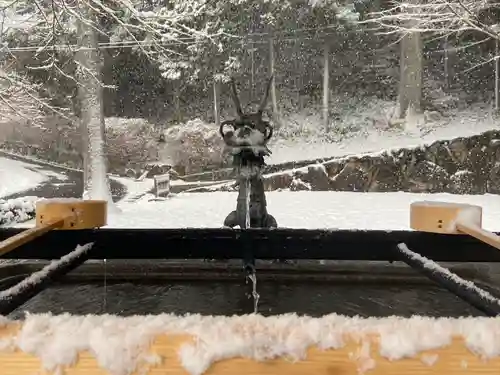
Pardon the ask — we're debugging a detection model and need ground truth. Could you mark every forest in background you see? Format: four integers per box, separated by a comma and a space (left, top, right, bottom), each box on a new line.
0, 0, 498, 177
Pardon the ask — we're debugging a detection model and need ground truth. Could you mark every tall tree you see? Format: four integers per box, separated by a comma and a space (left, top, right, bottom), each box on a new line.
76, 2, 115, 205
1, 0, 214, 206
366, 0, 500, 115
397, 26, 423, 121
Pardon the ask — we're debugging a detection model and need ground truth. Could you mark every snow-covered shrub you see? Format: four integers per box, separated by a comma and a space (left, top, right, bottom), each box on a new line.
2, 116, 162, 177
105, 117, 160, 176
158, 119, 228, 175
1, 115, 83, 169
0, 196, 38, 226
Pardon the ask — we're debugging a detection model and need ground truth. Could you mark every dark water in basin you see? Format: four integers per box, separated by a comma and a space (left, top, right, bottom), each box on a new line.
4, 259, 497, 319
9, 279, 482, 319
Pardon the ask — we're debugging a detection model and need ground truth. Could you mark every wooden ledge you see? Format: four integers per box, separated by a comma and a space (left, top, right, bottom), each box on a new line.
0, 314, 499, 375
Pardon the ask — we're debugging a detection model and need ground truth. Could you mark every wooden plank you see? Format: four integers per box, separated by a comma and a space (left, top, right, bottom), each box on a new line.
0, 317, 499, 375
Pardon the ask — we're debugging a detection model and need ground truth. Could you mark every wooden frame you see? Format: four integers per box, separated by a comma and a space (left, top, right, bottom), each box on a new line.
153, 172, 171, 198
0, 199, 107, 257
1, 315, 499, 375
2, 227, 500, 261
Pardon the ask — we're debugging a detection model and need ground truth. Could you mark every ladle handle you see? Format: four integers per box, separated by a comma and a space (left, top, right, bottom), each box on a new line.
0, 219, 65, 256
456, 221, 500, 251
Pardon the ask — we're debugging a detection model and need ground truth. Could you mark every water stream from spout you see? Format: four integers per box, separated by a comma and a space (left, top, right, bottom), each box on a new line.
247, 271, 260, 314
102, 258, 107, 312
241, 172, 259, 313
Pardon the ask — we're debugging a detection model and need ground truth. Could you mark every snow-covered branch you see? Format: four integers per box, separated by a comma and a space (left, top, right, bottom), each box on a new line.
364, 0, 499, 39
0, 0, 216, 122
0, 66, 69, 123
2, 0, 214, 62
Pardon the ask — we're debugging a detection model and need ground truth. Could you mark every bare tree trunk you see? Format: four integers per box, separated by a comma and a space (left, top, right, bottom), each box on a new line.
322, 41, 330, 130
76, 5, 116, 209
213, 78, 220, 126
396, 0, 423, 124
81, 118, 90, 194
250, 42, 255, 102
173, 80, 182, 123
293, 39, 301, 109
269, 37, 281, 127
397, 29, 423, 120
443, 35, 457, 92
495, 39, 499, 111
444, 35, 450, 90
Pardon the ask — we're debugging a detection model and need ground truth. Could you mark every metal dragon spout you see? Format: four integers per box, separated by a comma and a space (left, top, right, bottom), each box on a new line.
220, 75, 277, 314
220, 75, 277, 230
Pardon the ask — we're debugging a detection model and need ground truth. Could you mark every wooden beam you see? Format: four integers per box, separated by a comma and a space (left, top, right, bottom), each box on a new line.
0, 316, 499, 375
3, 227, 500, 261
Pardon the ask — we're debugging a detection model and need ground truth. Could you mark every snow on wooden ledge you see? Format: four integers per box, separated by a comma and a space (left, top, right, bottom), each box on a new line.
0, 313, 499, 375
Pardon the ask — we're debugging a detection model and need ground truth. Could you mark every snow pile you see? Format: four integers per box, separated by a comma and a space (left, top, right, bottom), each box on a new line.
0, 196, 38, 226
1, 313, 500, 375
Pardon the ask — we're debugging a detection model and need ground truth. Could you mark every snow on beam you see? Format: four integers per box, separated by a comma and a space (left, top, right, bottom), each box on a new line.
0, 313, 499, 375
0, 243, 93, 315
397, 243, 500, 316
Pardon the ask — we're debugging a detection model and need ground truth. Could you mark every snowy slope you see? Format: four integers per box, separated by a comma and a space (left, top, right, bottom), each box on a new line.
268, 104, 500, 165
111, 192, 500, 231
0, 157, 67, 198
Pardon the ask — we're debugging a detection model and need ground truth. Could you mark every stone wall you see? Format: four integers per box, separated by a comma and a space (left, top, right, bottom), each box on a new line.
258, 130, 500, 194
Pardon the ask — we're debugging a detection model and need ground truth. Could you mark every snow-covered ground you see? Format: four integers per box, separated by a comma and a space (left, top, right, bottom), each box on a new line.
88, 191, 500, 231
110, 176, 153, 201
0, 156, 68, 198
12, 191, 500, 231
78, 176, 500, 230
4, 160, 499, 231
